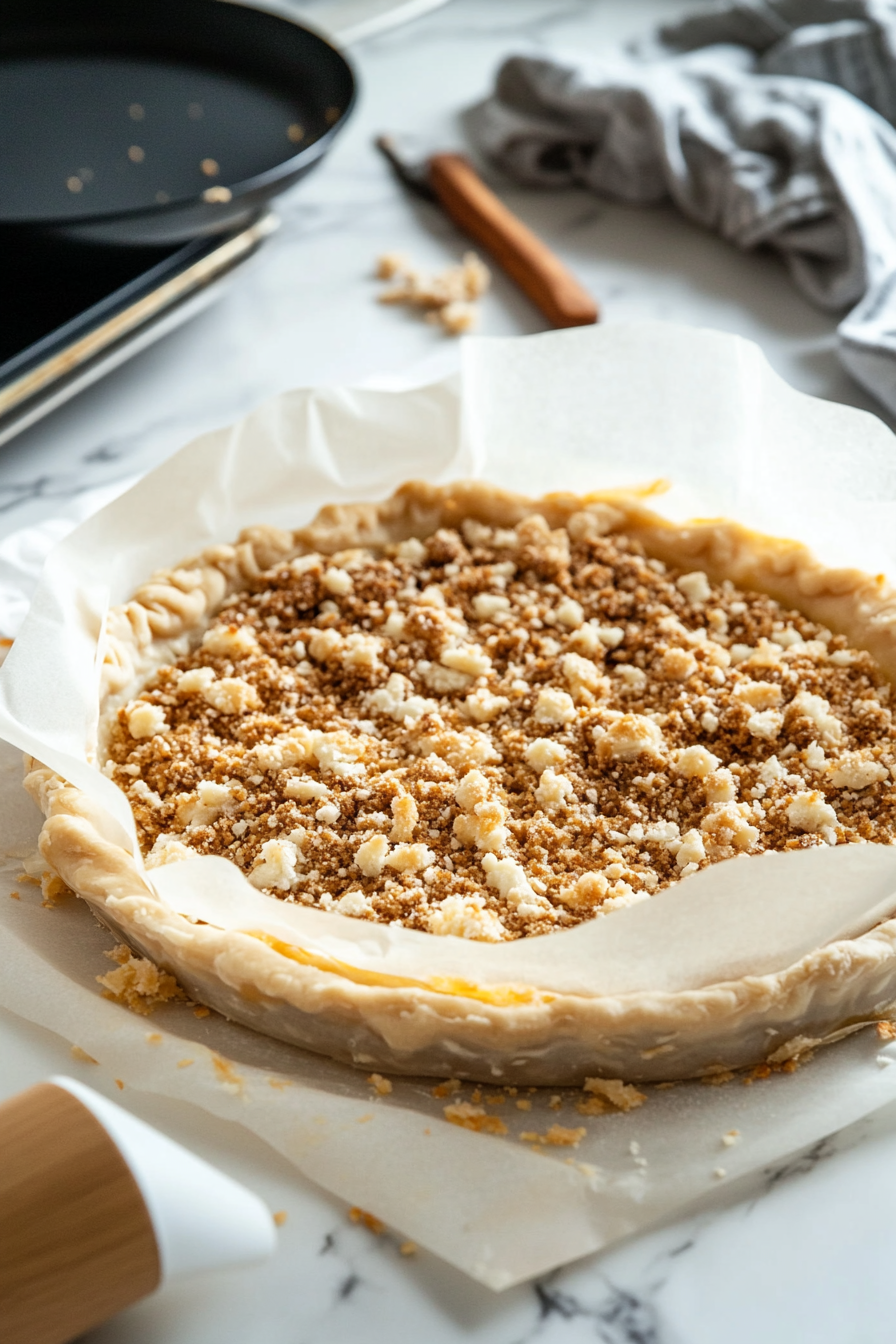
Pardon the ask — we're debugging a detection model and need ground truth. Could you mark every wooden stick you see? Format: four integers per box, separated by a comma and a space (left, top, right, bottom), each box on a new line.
428, 153, 599, 329
0, 1083, 160, 1344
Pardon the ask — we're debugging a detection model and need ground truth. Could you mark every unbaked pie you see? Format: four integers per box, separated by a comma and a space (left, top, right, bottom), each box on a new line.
25, 482, 896, 1083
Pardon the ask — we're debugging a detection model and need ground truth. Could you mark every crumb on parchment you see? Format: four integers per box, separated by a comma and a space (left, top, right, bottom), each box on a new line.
70, 1044, 98, 1064
41, 871, 73, 907
368, 1072, 393, 1095
211, 1053, 245, 1095
443, 1102, 508, 1136
577, 1077, 647, 1115
96, 944, 186, 1015
520, 1124, 587, 1148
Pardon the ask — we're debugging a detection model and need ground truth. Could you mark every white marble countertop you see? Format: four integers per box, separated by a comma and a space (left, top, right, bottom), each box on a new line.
4, 2, 896, 1340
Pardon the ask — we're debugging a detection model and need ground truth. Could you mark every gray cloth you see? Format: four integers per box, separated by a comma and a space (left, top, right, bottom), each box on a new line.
469, 0, 896, 418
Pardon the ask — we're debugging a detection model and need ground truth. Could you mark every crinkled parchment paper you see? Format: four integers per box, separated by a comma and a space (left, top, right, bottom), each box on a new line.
5, 322, 896, 1288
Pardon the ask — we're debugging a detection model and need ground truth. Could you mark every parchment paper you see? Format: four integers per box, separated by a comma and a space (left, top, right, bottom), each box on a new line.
5, 322, 896, 1287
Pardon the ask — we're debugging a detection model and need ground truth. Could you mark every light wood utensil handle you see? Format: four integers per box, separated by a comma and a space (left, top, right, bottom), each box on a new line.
428, 152, 599, 329
0, 1083, 159, 1344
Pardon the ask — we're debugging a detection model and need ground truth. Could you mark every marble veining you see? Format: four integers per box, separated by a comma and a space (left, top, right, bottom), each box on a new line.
4, 2, 896, 1341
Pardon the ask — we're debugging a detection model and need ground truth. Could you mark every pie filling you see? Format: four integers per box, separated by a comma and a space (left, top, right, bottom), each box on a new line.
103, 511, 896, 943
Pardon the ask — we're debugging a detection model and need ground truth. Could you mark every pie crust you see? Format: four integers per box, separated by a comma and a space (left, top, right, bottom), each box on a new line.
24, 481, 896, 1084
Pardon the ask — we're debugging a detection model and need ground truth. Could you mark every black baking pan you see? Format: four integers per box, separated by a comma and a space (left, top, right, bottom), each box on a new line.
0, 0, 356, 246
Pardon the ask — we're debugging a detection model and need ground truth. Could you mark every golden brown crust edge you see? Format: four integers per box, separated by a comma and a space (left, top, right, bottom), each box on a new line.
26, 481, 896, 1084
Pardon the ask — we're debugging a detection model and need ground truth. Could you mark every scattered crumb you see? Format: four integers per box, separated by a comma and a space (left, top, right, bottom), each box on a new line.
399, 1240, 417, 1256
779, 1054, 812, 1073
273, 1210, 288, 1227
368, 1073, 393, 1096
268, 1077, 293, 1090
520, 1124, 587, 1148
8, 891, 19, 900
548, 1094, 563, 1111
713, 1167, 727, 1179
701, 1070, 735, 1087
349, 1206, 384, 1234
565, 1159, 600, 1179
211, 1053, 244, 1094
576, 1097, 611, 1116
877, 1021, 896, 1041
655, 1081, 677, 1090
431, 1078, 461, 1099
443, 1102, 509, 1136
722, 1129, 741, 1147
193, 1005, 211, 1019
177, 1058, 194, 1069
71, 1044, 98, 1064
357, 1113, 374, 1124
375, 250, 490, 335
743, 1063, 772, 1085
145, 1032, 162, 1045
470, 1087, 483, 1104
115, 1079, 125, 1090
432, 301, 477, 335
485, 1094, 506, 1106
580, 1077, 647, 1113
506, 1087, 518, 1097
41, 871, 73, 907
97, 944, 185, 1015
17, 873, 40, 886
516, 1099, 532, 1111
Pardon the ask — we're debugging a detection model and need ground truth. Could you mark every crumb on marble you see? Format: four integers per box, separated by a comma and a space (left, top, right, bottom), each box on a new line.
376, 250, 489, 334
349, 1206, 385, 1234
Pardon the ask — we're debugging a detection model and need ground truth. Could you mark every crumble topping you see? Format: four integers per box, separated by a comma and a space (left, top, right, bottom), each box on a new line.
104, 513, 896, 940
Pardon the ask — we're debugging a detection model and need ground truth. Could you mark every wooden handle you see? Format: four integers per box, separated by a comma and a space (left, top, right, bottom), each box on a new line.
0, 1083, 160, 1344
428, 153, 598, 329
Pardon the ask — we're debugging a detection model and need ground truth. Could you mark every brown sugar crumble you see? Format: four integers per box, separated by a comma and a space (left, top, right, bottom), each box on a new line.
104, 513, 896, 942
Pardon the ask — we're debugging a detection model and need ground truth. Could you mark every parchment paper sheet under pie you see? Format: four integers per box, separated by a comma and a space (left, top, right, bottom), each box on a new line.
4, 323, 896, 1285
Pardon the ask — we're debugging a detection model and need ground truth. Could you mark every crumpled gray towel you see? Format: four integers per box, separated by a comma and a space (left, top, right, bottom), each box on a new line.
469, 0, 896, 418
